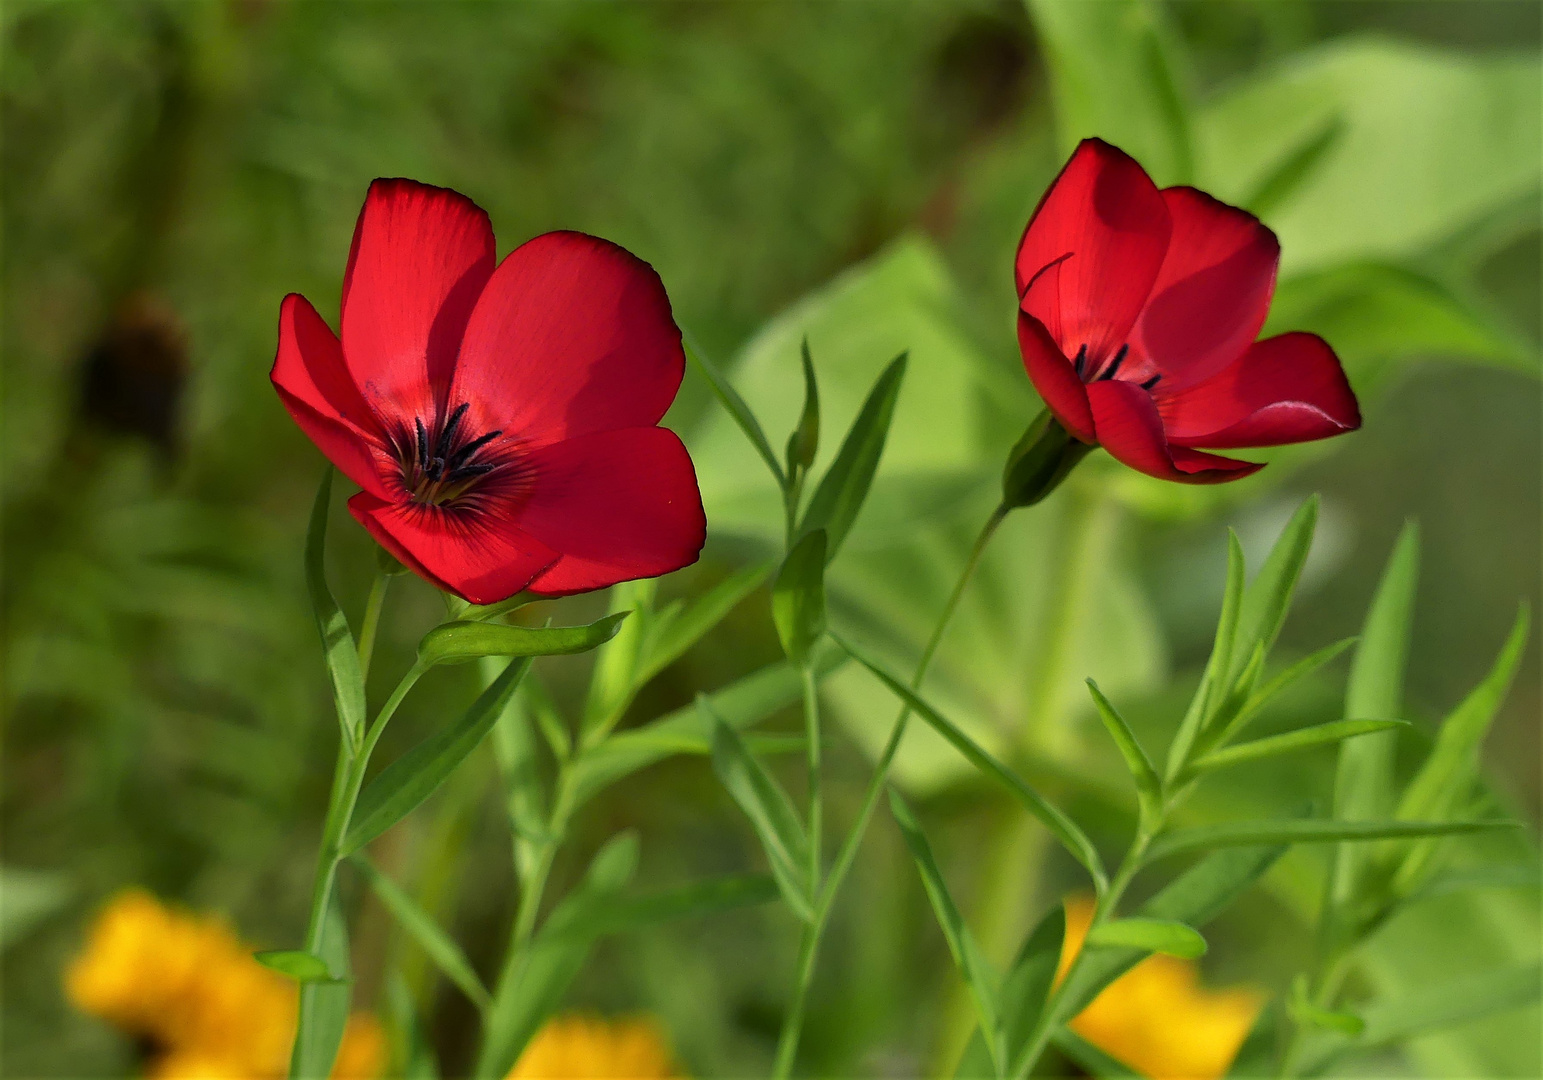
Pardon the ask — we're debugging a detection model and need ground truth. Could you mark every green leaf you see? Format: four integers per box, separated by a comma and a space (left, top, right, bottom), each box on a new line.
565, 647, 844, 811
1053, 845, 1286, 1025
582, 581, 655, 737
1240, 113, 1345, 218
458, 593, 537, 624
772, 529, 827, 665
289, 890, 352, 1079
1086, 917, 1207, 959
1026, 0, 1193, 186
1189, 719, 1409, 774
1168, 529, 1244, 779
1393, 604, 1530, 893
685, 332, 786, 490
1147, 818, 1512, 863
343, 659, 530, 855
797, 352, 907, 560
707, 702, 812, 921
351, 853, 490, 1011
473, 834, 638, 1080
785, 337, 821, 477
637, 561, 772, 687
1000, 904, 1066, 1073
1327, 523, 1419, 916
488, 658, 548, 846
1199, 637, 1358, 755
418, 612, 629, 667
255, 949, 334, 983
1085, 680, 1161, 818
890, 790, 1002, 1074
0, 867, 71, 950
385, 975, 441, 1080
1050, 1028, 1143, 1079
1359, 963, 1542, 1047
305, 470, 367, 750
1230, 496, 1318, 689
1225, 1002, 1281, 1078
838, 634, 1106, 887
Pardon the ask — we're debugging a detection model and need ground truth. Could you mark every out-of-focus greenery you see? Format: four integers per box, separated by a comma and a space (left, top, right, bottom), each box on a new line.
2, 1, 1538, 1077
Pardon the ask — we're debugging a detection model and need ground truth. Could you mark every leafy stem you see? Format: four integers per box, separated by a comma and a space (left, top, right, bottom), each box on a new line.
357, 572, 391, 685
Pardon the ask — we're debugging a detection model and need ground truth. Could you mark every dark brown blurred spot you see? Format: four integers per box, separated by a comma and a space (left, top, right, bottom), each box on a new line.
932, 6, 1033, 140
77, 292, 188, 457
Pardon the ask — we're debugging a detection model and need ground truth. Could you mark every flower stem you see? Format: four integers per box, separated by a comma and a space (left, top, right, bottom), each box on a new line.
768, 503, 1008, 1079
357, 573, 391, 685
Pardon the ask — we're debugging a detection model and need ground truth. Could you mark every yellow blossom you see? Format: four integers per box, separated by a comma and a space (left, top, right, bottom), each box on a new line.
68, 889, 384, 1079
509, 1014, 682, 1079
1059, 896, 1263, 1080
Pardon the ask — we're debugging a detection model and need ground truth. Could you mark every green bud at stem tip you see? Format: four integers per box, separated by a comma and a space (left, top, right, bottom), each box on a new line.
1001, 410, 1093, 510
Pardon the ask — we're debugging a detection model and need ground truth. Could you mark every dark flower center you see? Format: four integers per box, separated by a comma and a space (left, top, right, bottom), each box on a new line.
397, 401, 504, 507
1073, 343, 1160, 391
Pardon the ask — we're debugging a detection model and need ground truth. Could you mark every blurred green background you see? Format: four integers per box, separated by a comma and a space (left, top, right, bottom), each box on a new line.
2, 1, 1539, 1077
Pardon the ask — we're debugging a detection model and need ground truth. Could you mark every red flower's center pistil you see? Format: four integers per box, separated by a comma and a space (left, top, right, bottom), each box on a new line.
1072, 343, 1160, 391
397, 401, 504, 508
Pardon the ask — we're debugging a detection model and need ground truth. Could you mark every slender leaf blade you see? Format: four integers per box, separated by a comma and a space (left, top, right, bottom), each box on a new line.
772, 529, 827, 665
1086, 917, 1206, 959
1086, 680, 1161, 816
289, 891, 352, 1079
1051, 1028, 1143, 1079
1191, 719, 1408, 773
1231, 495, 1318, 687
1002, 904, 1067, 1072
1168, 529, 1244, 778
1360, 963, 1542, 1046
305, 470, 367, 749
1147, 818, 1511, 863
418, 612, 628, 667
1203, 637, 1358, 754
798, 352, 907, 560
343, 659, 530, 854
351, 854, 490, 1011
637, 562, 772, 686
548, 874, 781, 943
256, 950, 333, 982
685, 334, 786, 489
785, 337, 821, 477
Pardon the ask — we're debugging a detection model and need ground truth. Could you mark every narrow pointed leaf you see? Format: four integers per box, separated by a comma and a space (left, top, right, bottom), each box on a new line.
1086, 917, 1206, 959
1360, 963, 1542, 1046
1169, 528, 1245, 778
638, 561, 772, 686
343, 659, 530, 854
352, 854, 489, 1010
1190, 719, 1408, 774
685, 333, 786, 489
256, 949, 334, 982
1147, 818, 1511, 863
798, 352, 907, 560
583, 581, 654, 732
1001, 904, 1066, 1071
1086, 680, 1161, 816
839, 634, 1106, 886
772, 530, 827, 665
305, 470, 366, 750
418, 612, 628, 667
1051, 1028, 1143, 1079
289, 890, 351, 1079
890, 790, 1002, 1072
1203, 637, 1358, 754
707, 703, 812, 921
1231, 496, 1318, 686
785, 337, 821, 477
547, 874, 781, 943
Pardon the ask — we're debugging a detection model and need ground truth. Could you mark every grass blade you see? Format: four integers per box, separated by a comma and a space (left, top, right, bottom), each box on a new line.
418, 612, 628, 667
1086, 917, 1206, 959
1086, 680, 1161, 817
1168, 528, 1244, 778
1147, 818, 1513, 863
305, 470, 366, 750
685, 333, 786, 489
1190, 719, 1408, 774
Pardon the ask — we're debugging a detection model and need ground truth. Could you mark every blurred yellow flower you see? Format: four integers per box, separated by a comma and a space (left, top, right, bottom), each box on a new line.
67, 889, 385, 1079
1060, 896, 1263, 1080
509, 1014, 682, 1079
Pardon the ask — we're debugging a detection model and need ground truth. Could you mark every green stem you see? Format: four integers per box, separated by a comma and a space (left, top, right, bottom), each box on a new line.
769, 503, 1008, 1079
357, 573, 390, 686
803, 664, 822, 890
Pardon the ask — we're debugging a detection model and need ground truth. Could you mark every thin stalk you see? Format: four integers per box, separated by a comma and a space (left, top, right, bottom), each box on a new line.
357, 573, 391, 685
803, 664, 822, 888
769, 503, 1008, 1079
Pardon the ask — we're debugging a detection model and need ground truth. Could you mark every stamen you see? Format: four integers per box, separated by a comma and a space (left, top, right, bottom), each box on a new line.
414, 417, 430, 473
448, 462, 496, 480
1140, 373, 1161, 391
1099, 344, 1129, 381
1073, 343, 1088, 378
434, 402, 469, 461
445, 429, 502, 472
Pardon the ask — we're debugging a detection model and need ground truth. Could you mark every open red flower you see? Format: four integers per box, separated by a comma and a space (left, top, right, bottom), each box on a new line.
272, 179, 706, 604
1015, 139, 1360, 483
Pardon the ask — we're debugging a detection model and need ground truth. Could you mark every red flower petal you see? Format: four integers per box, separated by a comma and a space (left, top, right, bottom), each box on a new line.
340, 179, 495, 419
513, 427, 706, 597
1015, 139, 1170, 365
271, 294, 392, 499
1159, 332, 1361, 449
1131, 187, 1280, 389
1087, 380, 1262, 484
347, 492, 559, 606
452, 231, 685, 447
1018, 312, 1095, 442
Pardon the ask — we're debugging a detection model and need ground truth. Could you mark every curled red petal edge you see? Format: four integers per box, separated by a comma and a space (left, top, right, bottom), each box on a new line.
1087, 379, 1263, 485
1018, 312, 1095, 443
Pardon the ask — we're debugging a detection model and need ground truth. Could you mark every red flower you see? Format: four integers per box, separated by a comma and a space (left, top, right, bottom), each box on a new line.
272, 179, 706, 604
1015, 139, 1360, 483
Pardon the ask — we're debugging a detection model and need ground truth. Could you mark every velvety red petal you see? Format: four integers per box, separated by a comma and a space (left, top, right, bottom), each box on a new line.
451, 231, 685, 447
1017, 312, 1095, 443
1160, 332, 1361, 449
347, 492, 559, 605
512, 427, 706, 597
1130, 187, 1280, 389
271, 294, 392, 499
1015, 139, 1170, 364
340, 179, 495, 420
1087, 379, 1262, 484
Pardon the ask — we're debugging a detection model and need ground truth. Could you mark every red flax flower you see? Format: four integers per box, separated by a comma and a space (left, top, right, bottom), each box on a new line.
1015, 139, 1360, 484
272, 179, 706, 604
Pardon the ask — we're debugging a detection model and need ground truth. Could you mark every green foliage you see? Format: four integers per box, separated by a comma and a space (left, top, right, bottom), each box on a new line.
306, 470, 367, 751
254, 949, 334, 983
417, 612, 629, 667
771, 529, 827, 665
1085, 918, 1206, 960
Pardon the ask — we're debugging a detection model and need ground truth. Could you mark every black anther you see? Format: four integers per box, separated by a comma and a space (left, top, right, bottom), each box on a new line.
446, 429, 502, 472
434, 402, 469, 461
1073, 343, 1088, 379
1099, 344, 1129, 381
1140, 374, 1162, 391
